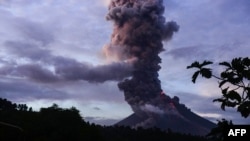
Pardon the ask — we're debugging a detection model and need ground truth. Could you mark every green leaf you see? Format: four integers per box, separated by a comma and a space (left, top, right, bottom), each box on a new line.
192, 71, 200, 83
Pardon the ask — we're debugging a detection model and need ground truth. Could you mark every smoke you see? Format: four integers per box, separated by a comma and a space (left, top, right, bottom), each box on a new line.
141, 104, 164, 114
0, 61, 133, 83
104, 0, 179, 119
0, 39, 135, 83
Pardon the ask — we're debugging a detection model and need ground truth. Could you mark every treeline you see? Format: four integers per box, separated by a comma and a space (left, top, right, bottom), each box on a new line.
0, 98, 209, 141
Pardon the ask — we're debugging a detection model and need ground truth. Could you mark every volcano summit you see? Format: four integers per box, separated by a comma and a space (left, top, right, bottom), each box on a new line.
116, 94, 216, 136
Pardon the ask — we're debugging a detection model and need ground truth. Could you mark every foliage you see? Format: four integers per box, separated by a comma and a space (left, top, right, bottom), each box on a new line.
206, 119, 233, 141
187, 57, 250, 141
0, 97, 210, 141
187, 57, 250, 118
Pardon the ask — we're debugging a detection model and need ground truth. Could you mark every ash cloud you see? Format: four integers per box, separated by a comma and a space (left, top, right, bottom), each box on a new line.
141, 104, 164, 114
104, 0, 179, 119
0, 59, 134, 83
1, 40, 134, 83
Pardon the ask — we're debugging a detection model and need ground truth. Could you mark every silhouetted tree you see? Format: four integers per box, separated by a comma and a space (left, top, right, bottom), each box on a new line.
0, 97, 210, 141
187, 57, 250, 118
0, 98, 17, 111
187, 57, 250, 140
17, 104, 28, 111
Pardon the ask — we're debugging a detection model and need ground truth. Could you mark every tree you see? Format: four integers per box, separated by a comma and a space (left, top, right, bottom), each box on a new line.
187, 57, 250, 118
187, 57, 250, 140
0, 98, 17, 111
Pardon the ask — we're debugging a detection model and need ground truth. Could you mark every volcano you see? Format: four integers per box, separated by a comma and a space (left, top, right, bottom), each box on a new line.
115, 94, 216, 136
103, 0, 216, 137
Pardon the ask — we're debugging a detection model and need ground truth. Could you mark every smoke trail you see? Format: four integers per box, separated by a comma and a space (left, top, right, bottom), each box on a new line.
0, 61, 134, 83
104, 0, 179, 116
1, 40, 135, 83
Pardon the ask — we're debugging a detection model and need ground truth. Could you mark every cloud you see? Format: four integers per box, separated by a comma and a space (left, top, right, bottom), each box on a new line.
93, 107, 101, 111
4, 40, 51, 61
13, 19, 54, 45
0, 60, 134, 83
141, 104, 165, 114
1, 39, 134, 83
84, 116, 120, 126
0, 77, 68, 101
101, 0, 110, 7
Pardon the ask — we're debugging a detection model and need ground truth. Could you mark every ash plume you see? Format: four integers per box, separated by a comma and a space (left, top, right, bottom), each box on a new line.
0, 40, 135, 83
104, 0, 179, 122
0, 60, 133, 83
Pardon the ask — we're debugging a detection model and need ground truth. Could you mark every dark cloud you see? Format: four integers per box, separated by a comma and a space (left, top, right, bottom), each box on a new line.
54, 60, 134, 83
0, 60, 134, 83
1, 39, 134, 83
93, 107, 101, 111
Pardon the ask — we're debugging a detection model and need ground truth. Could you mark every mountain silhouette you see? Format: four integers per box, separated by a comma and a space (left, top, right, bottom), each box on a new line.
115, 94, 216, 136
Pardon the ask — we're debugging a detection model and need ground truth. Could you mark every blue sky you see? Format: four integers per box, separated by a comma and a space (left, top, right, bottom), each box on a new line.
0, 0, 249, 125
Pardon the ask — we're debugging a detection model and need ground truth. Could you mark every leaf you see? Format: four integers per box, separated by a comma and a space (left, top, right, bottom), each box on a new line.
213, 98, 224, 103
200, 60, 213, 67
242, 70, 250, 80
231, 58, 244, 72
229, 76, 242, 85
200, 68, 212, 78
219, 62, 231, 68
192, 71, 200, 83
246, 87, 250, 97
222, 87, 229, 95
221, 102, 226, 111
187, 60, 213, 69
225, 101, 237, 107
237, 101, 250, 118
220, 72, 229, 79
219, 80, 227, 88
242, 57, 250, 66
227, 90, 241, 103
187, 61, 200, 69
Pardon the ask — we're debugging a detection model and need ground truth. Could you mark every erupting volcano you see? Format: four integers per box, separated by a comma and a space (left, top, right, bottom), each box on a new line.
103, 0, 215, 136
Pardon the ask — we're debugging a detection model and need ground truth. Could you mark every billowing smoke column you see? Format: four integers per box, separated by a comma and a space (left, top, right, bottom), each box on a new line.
103, 0, 179, 118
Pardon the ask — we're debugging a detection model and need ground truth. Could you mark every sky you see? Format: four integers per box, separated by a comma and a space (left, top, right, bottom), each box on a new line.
0, 0, 249, 125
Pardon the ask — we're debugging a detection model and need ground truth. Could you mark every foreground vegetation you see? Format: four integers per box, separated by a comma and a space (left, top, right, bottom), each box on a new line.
0, 98, 209, 141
